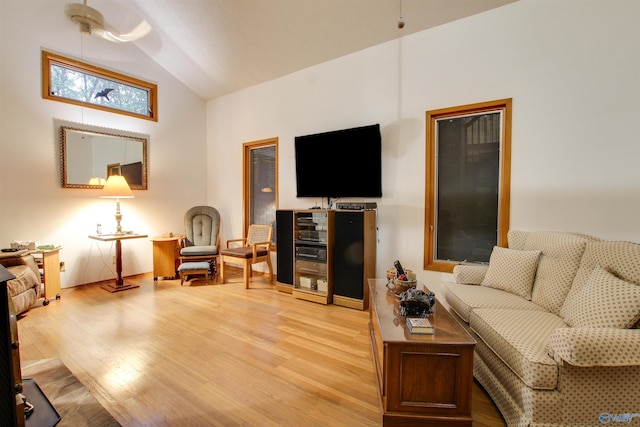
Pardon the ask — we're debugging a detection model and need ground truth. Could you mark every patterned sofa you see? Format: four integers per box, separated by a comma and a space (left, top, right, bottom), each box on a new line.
443, 230, 640, 427
0, 250, 41, 315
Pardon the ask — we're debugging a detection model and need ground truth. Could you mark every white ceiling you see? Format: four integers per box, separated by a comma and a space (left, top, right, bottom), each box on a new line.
76, 0, 518, 100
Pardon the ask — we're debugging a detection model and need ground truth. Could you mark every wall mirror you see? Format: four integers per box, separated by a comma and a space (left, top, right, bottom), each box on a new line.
57, 120, 148, 190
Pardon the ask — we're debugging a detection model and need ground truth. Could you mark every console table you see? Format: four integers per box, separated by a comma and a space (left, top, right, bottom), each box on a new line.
88, 234, 147, 292
368, 279, 476, 426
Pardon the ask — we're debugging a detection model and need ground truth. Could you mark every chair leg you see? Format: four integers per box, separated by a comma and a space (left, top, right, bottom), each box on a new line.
211, 258, 218, 281
243, 259, 251, 289
180, 271, 185, 286
266, 257, 274, 284
219, 256, 226, 284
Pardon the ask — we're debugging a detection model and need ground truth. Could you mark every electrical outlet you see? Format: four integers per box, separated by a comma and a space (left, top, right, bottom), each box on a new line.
112, 256, 117, 264
59, 261, 66, 272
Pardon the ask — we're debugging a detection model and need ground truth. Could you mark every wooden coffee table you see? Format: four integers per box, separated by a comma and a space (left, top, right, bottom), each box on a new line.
368, 278, 476, 426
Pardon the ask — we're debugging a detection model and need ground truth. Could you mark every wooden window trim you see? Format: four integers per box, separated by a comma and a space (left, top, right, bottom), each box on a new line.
42, 50, 158, 122
242, 138, 278, 249
424, 98, 512, 272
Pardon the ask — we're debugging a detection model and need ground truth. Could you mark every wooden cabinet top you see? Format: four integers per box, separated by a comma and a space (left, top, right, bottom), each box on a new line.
89, 234, 148, 242
368, 278, 475, 345
150, 234, 184, 242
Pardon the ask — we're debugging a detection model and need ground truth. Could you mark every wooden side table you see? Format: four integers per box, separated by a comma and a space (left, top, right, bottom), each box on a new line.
151, 234, 183, 280
88, 234, 148, 292
30, 248, 62, 305
368, 278, 476, 426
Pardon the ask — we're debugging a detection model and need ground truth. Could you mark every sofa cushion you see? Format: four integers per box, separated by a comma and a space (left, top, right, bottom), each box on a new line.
550, 327, 640, 367
5, 264, 40, 315
507, 229, 528, 250
524, 232, 590, 315
180, 245, 218, 256
6, 265, 39, 297
470, 308, 568, 390
445, 282, 546, 323
562, 265, 640, 329
452, 264, 488, 285
560, 240, 640, 323
0, 253, 41, 281
481, 246, 541, 300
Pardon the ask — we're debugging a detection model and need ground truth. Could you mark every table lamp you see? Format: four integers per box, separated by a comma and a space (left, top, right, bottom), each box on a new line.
100, 175, 134, 235
89, 177, 106, 185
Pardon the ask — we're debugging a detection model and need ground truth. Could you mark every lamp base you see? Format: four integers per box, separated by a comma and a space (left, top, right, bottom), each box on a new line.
114, 203, 124, 234
100, 282, 139, 293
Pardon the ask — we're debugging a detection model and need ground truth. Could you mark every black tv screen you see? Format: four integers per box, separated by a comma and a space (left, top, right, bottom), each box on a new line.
295, 124, 382, 198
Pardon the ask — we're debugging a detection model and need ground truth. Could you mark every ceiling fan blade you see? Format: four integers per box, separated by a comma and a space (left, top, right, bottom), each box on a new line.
65, 2, 106, 34
100, 20, 153, 43
65, 1, 151, 43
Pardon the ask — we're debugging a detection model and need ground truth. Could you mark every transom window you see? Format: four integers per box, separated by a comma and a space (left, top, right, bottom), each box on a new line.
42, 50, 157, 121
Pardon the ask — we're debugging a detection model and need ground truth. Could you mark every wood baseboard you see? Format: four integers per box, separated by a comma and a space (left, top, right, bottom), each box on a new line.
333, 294, 366, 310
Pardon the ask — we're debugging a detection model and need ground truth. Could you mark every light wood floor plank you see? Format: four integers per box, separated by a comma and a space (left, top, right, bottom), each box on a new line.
16, 272, 505, 426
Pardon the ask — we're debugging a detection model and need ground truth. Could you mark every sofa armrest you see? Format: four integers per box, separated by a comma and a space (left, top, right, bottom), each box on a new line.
0, 253, 40, 281
0, 249, 29, 261
452, 264, 488, 285
549, 327, 640, 367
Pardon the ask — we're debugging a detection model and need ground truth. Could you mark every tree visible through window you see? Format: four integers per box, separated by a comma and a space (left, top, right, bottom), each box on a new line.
424, 99, 512, 272
42, 50, 157, 121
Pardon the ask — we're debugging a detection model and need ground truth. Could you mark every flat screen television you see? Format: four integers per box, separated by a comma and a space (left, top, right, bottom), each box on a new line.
295, 124, 382, 198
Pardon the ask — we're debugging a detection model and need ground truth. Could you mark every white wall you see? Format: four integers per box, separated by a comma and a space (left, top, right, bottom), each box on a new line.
2, 0, 638, 294
207, 0, 640, 293
0, 0, 208, 287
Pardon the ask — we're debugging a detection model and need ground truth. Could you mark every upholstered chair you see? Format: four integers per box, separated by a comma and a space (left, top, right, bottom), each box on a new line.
219, 225, 273, 289
179, 206, 221, 276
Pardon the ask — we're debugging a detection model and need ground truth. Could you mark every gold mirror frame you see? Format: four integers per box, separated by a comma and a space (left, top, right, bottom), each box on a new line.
57, 120, 148, 190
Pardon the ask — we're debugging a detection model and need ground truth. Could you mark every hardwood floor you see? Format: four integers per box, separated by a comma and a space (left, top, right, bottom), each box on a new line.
17, 271, 505, 426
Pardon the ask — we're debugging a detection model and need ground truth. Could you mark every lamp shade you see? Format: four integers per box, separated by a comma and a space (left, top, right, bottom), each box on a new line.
89, 177, 106, 185
100, 175, 134, 198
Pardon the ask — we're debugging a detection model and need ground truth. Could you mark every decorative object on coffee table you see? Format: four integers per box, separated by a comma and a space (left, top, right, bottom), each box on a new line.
386, 259, 417, 295
387, 277, 417, 294
399, 287, 436, 317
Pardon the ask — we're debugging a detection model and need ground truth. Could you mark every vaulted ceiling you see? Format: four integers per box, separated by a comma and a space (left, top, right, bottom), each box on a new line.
68, 0, 518, 100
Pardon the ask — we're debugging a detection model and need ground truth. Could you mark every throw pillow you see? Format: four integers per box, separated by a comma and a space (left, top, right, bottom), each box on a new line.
481, 246, 541, 300
524, 232, 589, 315
453, 264, 488, 285
563, 265, 640, 329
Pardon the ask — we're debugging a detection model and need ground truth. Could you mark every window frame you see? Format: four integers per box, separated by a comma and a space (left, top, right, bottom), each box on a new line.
424, 98, 512, 272
42, 50, 158, 122
242, 138, 278, 247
